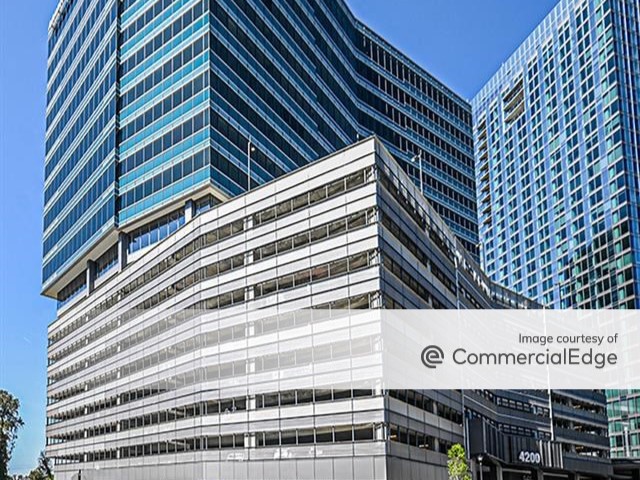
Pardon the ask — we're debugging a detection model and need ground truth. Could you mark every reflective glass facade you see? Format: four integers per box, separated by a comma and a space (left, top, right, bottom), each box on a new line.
473, 0, 640, 309
607, 390, 640, 458
44, 0, 477, 297
44, 0, 119, 289
473, 0, 640, 460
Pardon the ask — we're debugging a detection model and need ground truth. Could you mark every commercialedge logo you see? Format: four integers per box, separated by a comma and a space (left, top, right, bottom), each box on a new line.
421, 346, 618, 370
421, 345, 444, 368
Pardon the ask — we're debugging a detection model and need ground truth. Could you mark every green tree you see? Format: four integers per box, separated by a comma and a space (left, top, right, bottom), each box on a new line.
34, 451, 53, 480
25, 451, 54, 480
0, 390, 24, 479
27, 469, 47, 480
447, 443, 471, 480
29, 452, 53, 480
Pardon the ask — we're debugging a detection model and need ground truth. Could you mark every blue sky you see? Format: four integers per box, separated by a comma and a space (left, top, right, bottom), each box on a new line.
0, 0, 557, 473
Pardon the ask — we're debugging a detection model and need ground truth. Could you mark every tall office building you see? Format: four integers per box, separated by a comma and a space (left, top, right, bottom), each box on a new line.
46, 138, 610, 480
473, 0, 639, 309
472, 0, 640, 461
43, 0, 478, 305
43, 0, 613, 478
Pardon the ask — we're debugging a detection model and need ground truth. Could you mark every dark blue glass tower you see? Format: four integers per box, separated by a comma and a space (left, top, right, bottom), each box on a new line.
44, 0, 477, 306
44, 0, 119, 299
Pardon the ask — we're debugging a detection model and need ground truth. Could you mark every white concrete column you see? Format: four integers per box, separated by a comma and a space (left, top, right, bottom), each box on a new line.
86, 260, 96, 295
185, 199, 195, 222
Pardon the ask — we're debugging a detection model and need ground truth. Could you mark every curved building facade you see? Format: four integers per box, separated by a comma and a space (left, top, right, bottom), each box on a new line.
46, 139, 487, 479
45, 138, 609, 480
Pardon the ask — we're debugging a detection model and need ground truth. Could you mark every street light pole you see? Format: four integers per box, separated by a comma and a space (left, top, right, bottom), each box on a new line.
477, 455, 484, 480
247, 137, 255, 191
411, 152, 424, 194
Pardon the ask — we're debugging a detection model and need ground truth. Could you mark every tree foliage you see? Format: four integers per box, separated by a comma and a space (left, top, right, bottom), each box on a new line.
27, 452, 53, 480
0, 390, 24, 479
27, 469, 47, 480
447, 443, 471, 480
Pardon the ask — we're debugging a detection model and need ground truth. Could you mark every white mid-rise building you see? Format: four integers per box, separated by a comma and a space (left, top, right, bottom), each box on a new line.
46, 138, 608, 480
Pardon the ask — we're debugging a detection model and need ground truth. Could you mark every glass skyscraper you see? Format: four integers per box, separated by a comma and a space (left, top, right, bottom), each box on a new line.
473, 0, 640, 460
473, 0, 639, 310
44, 0, 119, 300
43, 0, 478, 303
